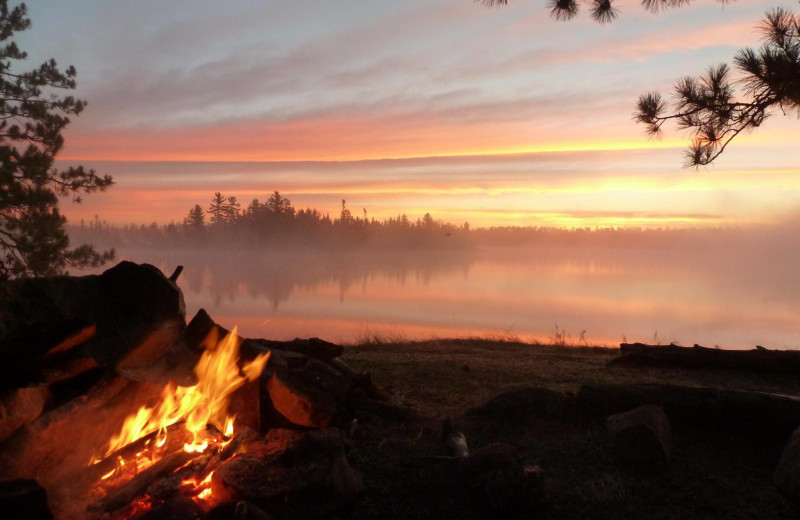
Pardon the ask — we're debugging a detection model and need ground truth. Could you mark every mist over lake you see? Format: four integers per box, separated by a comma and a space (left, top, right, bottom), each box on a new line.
71, 225, 800, 349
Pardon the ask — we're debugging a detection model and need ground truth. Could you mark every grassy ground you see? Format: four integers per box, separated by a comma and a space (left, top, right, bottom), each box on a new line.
338, 338, 800, 519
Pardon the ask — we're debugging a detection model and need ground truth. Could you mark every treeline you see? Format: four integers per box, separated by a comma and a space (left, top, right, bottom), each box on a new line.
67, 190, 768, 252
69, 191, 472, 251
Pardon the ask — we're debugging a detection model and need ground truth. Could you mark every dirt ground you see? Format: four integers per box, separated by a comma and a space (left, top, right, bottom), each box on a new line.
337, 339, 800, 519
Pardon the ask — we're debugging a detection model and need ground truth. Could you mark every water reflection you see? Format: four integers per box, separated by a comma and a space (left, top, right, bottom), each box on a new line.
108, 239, 800, 349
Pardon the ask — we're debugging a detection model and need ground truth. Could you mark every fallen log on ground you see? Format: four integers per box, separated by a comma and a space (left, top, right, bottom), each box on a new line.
577, 383, 800, 439
610, 343, 800, 375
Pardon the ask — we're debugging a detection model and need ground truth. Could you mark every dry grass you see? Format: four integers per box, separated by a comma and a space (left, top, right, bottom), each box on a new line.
342, 338, 800, 418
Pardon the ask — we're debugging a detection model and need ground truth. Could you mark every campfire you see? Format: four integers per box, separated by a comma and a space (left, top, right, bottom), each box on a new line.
0, 262, 378, 520
85, 326, 270, 518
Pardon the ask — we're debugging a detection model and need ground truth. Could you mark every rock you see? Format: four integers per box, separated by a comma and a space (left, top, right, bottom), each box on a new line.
0, 385, 49, 443
211, 428, 363, 519
774, 426, 800, 501
577, 383, 800, 440
459, 442, 544, 515
467, 386, 570, 422
605, 405, 672, 467
139, 496, 204, 520
0, 479, 53, 520
205, 500, 276, 520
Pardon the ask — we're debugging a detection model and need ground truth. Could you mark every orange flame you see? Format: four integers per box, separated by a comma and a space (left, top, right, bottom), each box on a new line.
99, 327, 269, 459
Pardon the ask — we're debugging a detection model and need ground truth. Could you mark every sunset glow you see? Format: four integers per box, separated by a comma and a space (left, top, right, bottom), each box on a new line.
20, 0, 797, 229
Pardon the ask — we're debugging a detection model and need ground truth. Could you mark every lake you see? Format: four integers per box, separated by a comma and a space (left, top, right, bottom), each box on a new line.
105, 236, 800, 349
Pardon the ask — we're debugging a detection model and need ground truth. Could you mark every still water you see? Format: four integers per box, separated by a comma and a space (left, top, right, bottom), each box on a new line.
110, 239, 800, 349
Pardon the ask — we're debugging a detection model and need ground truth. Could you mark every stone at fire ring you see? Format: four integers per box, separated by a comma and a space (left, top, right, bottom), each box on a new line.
0, 478, 54, 520
774, 426, 800, 501
605, 404, 672, 468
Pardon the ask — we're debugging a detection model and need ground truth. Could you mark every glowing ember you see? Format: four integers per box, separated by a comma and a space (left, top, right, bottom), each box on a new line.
94, 326, 269, 461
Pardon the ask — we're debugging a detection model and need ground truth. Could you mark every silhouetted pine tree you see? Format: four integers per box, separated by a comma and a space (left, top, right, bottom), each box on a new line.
636, 8, 800, 166
0, 0, 113, 278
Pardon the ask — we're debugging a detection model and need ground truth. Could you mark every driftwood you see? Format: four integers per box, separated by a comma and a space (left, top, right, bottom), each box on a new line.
611, 343, 800, 375
577, 383, 800, 439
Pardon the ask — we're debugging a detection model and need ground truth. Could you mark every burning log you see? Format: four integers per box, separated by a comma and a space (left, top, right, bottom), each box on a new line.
185, 309, 391, 404
0, 375, 149, 485
80, 423, 192, 485
90, 449, 195, 514
611, 342, 800, 375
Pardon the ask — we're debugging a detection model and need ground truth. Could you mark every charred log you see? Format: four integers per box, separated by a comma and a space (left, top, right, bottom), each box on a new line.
211, 428, 362, 519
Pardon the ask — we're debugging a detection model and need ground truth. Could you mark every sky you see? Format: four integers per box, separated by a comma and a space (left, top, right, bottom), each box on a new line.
20, 0, 800, 228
